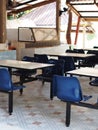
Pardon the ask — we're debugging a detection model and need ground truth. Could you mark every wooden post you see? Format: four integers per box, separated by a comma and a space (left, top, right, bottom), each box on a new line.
66, 9, 72, 49
0, 0, 6, 43
74, 16, 80, 45
56, 0, 60, 42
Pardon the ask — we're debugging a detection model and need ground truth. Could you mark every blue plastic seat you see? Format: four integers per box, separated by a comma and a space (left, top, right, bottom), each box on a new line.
36, 59, 65, 99
66, 49, 78, 63
19, 56, 37, 76
66, 49, 86, 68
73, 49, 84, 54
79, 50, 96, 68
52, 75, 82, 102
0, 68, 25, 115
89, 78, 98, 86
52, 75, 92, 127
12, 56, 37, 84
58, 56, 76, 75
34, 54, 49, 63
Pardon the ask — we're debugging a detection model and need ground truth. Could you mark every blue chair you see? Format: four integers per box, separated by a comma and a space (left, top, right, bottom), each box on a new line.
12, 56, 37, 85
34, 54, 49, 63
66, 49, 78, 63
52, 75, 92, 127
34, 54, 50, 77
73, 49, 84, 54
58, 56, 76, 75
89, 78, 98, 86
22, 56, 37, 62
66, 49, 85, 68
79, 50, 96, 68
0, 68, 25, 115
93, 46, 98, 48
66, 49, 75, 53
19, 56, 37, 76
66, 49, 84, 54
36, 59, 65, 99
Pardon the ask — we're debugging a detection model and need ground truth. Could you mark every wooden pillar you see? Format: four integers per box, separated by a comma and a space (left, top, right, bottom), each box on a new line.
66, 9, 72, 47
56, 0, 60, 42
74, 16, 80, 45
0, 0, 6, 43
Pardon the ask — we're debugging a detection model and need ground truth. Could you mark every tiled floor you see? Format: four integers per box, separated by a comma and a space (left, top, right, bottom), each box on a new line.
0, 44, 98, 130
0, 74, 98, 130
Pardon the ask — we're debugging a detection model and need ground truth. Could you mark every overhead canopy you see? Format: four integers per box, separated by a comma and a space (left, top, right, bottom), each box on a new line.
19, 2, 56, 27
7, 0, 56, 15
66, 0, 98, 21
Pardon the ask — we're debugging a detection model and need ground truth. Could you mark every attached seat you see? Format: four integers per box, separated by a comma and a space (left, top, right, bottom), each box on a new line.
89, 78, 98, 86
0, 68, 25, 115
34, 54, 49, 63
73, 49, 85, 67
58, 56, 76, 75
93, 46, 98, 48
52, 75, 92, 127
12, 56, 37, 85
36, 59, 65, 99
65, 49, 85, 67
78, 50, 96, 68
73, 49, 84, 54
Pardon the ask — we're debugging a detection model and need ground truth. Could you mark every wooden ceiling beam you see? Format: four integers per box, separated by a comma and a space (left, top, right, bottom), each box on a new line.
82, 18, 98, 21
66, 2, 81, 17
7, 0, 56, 15
66, 0, 98, 21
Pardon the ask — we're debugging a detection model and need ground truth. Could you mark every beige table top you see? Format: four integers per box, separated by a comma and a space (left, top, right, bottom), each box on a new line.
0, 60, 53, 70
36, 52, 95, 58
66, 67, 98, 78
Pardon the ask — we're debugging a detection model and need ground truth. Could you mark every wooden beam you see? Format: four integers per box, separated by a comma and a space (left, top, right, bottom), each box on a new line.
0, 0, 6, 43
66, 9, 72, 45
7, 0, 56, 15
56, 0, 60, 41
74, 16, 80, 45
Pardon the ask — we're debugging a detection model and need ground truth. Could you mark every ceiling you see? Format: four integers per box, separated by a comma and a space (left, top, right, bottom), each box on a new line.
7, 0, 56, 15
66, 0, 98, 21
7, 0, 96, 33
7, 0, 98, 21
